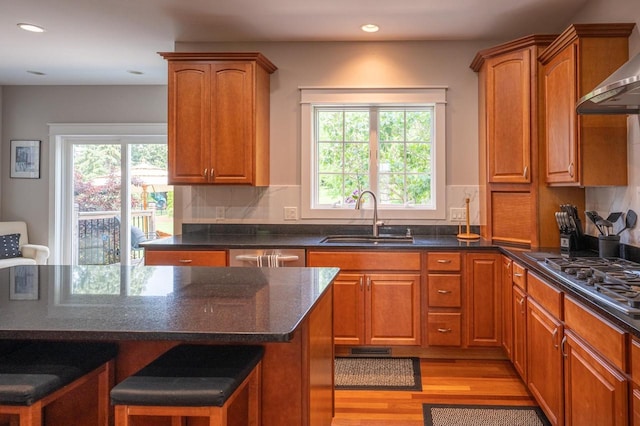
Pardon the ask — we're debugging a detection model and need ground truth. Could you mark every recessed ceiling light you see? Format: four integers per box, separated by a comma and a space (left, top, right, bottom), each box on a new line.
17, 23, 45, 33
127, 70, 144, 75
26, 70, 46, 76
361, 24, 379, 33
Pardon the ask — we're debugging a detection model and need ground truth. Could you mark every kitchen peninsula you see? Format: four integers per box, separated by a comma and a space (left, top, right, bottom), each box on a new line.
0, 265, 338, 426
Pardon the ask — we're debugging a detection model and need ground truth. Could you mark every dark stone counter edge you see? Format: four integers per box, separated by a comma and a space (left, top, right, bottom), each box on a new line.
0, 330, 296, 343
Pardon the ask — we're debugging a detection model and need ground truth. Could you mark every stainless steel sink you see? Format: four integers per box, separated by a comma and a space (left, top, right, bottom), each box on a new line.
320, 235, 414, 244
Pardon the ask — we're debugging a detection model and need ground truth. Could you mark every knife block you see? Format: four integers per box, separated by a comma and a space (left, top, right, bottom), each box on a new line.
560, 233, 580, 255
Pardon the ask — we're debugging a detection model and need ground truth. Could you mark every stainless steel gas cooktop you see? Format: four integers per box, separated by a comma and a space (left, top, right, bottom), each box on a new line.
535, 256, 640, 318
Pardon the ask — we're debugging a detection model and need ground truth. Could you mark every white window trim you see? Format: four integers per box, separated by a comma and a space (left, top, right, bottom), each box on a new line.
300, 87, 447, 221
48, 123, 167, 265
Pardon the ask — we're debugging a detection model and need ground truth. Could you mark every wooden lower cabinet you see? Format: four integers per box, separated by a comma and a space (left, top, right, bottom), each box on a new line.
501, 255, 513, 359
308, 251, 421, 346
527, 298, 563, 426
633, 338, 640, 426
512, 285, 527, 381
144, 249, 227, 266
563, 330, 628, 426
332, 272, 421, 346
465, 252, 501, 346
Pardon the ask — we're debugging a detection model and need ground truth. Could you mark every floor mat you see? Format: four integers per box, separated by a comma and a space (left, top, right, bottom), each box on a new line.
334, 357, 422, 391
423, 403, 551, 426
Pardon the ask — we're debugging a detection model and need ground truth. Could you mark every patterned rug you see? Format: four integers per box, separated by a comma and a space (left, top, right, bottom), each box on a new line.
423, 404, 551, 426
334, 357, 422, 391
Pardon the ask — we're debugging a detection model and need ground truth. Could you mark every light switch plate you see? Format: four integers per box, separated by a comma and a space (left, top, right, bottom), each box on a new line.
450, 207, 466, 222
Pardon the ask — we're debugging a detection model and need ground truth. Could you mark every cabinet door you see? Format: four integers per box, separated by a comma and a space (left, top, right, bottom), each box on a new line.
486, 50, 531, 183
167, 62, 211, 184
144, 250, 227, 266
333, 273, 365, 346
512, 285, 527, 381
211, 62, 255, 184
527, 299, 563, 426
564, 330, 629, 426
465, 253, 501, 346
544, 43, 578, 184
367, 273, 421, 346
501, 256, 513, 360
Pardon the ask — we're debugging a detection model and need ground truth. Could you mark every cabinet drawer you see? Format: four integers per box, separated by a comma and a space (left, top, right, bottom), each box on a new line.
565, 296, 628, 372
307, 251, 421, 271
428, 274, 462, 308
527, 272, 563, 319
145, 250, 227, 266
427, 313, 462, 346
512, 262, 527, 290
426, 252, 461, 271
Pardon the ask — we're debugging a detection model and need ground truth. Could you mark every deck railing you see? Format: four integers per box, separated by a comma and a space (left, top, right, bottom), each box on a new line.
74, 206, 157, 265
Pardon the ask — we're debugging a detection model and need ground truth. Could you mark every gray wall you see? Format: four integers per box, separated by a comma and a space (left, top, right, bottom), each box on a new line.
1, 86, 166, 245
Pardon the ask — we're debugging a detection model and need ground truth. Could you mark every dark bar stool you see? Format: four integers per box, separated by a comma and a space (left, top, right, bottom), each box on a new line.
0, 341, 118, 426
110, 344, 263, 426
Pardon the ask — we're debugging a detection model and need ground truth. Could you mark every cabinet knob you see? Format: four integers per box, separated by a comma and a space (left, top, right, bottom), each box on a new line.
437, 328, 452, 333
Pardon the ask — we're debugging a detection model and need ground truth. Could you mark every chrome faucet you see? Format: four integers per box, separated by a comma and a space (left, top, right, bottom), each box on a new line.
355, 190, 384, 236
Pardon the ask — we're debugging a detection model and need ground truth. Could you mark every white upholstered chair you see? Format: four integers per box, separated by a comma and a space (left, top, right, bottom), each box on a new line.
0, 221, 49, 268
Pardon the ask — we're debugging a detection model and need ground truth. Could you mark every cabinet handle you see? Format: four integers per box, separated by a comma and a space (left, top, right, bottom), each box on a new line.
437, 289, 452, 294
523, 166, 528, 179
567, 162, 574, 178
514, 273, 523, 278
359, 277, 363, 291
437, 259, 452, 264
203, 168, 208, 179
561, 336, 568, 358
518, 297, 525, 314
552, 328, 559, 349
178, 259, 193, 264
366, 276, 371, 290
437, 328, 452, 333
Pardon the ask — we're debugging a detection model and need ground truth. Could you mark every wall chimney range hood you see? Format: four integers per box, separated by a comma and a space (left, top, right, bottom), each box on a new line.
576, 52, 640, 115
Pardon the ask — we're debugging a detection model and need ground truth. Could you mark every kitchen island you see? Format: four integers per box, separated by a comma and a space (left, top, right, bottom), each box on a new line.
0, 265, 338, 426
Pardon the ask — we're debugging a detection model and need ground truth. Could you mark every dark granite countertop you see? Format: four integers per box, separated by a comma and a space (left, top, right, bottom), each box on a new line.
139, 223, 494, 250
0, 265, 338, 342
502, 247, 640, 338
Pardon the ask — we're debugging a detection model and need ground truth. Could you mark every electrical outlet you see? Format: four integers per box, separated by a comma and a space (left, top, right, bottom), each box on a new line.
215, 207, 225, 220
450, 207, 466, 222
284, 207, 298, 221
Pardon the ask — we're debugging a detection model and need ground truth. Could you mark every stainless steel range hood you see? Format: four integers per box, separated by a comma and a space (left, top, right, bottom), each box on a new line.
576, 52, 640, 115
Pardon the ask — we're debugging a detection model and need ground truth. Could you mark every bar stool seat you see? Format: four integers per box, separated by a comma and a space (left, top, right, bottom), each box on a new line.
110, 344, 263, 425
0, 341, 117, 426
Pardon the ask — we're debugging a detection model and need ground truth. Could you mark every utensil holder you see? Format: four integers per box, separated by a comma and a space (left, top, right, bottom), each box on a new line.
598, 235, 620, 258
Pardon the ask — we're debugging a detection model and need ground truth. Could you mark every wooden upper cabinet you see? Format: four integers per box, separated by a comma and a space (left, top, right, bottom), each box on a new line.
486, 49, 531, 183
160, 52, 277, 186
539, 24, 634, 186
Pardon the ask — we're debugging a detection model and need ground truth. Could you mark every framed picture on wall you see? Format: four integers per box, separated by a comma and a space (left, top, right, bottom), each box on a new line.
10, 140, 41, 179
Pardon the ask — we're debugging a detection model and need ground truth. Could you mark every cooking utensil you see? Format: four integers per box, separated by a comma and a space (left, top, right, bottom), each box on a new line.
606, 212, 623, 223
585, 211, 604, 235
616, 210, 638, 235
596, 219, 613, 236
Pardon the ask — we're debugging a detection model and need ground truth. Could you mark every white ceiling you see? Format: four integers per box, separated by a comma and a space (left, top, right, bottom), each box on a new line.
1, 0, 589, 85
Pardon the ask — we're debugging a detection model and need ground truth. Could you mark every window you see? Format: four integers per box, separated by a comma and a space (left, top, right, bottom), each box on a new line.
301, 87, 447, 220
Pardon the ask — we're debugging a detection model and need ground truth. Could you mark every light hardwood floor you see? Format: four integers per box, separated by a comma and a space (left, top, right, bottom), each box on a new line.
332, 358, 536, 426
